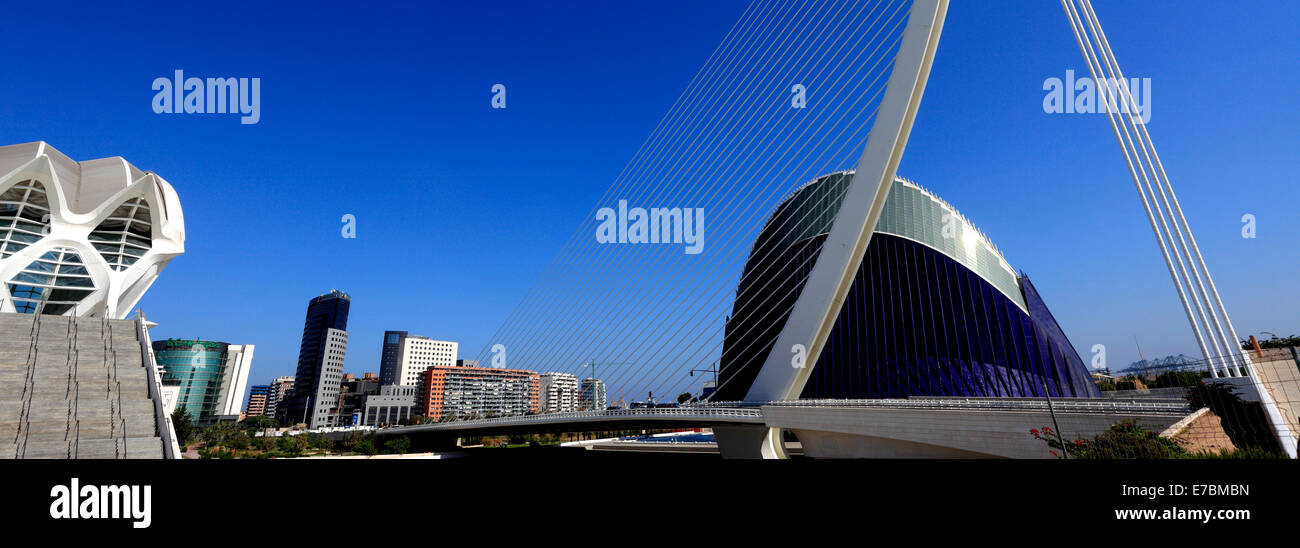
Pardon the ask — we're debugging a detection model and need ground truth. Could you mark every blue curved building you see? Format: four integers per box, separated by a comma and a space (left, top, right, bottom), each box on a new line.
716, 172, 1099, 401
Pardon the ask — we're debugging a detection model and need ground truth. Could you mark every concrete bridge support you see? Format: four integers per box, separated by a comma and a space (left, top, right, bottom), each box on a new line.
715, 405, 1187, 459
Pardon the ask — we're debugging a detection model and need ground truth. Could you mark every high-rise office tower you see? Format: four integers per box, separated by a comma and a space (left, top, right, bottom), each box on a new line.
265, 375, 294, 419
539, 372, 578, 413
579, 378, 606, 411
378, 330, 457, 387
282, 290, 350, 428
378, 331, 408, 386
246, 385, 269, 417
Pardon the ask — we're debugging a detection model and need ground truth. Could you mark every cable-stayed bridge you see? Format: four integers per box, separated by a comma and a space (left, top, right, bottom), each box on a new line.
389, 0, 1297, 458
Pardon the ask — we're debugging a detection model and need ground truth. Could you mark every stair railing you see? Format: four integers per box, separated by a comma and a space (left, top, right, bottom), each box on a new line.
14, 312, 41, 458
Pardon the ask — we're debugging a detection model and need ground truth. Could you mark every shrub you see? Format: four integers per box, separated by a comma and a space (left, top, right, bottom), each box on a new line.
1081, 420, 1187, 459
383, 436, 411, 454
228, 431, 251, 450
1185, 381, 1242, 412
1031, 420, 1187, 459
277, 434, 308, 456
355, 439, 377, 456
310, 434, 334, 452
240, 415, 279, 430
1150, 371, 1205, 389
171, 408, 194, 446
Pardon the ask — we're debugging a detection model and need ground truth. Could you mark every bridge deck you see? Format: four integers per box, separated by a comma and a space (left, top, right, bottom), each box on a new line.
375, 397, 1190, 438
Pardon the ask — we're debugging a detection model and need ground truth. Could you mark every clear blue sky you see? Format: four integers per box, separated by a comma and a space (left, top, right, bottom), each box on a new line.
2, 1, 1296, 391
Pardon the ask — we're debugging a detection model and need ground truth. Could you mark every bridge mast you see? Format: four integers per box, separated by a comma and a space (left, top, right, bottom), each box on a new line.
1058, 0, 1295, 457
722, 0, 949, 459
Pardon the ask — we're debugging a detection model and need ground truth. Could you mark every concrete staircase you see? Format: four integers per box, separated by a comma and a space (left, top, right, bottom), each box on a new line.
1, 312, 165, 458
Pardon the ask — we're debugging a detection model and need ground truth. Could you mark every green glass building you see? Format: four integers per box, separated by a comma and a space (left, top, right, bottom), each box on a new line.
153, 338, 255, 426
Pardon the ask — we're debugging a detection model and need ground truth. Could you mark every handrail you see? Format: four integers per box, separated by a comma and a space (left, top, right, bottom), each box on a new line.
69, 419, 79, 459
388, 406, 766, 432
113, 351, 126, 458
135, 311, 180, 458
756, 397, 1190, 413
66, 317, 80, 457
14, 311, 41, 458
103, 313, 126, 458
119, 389, 127, 459
381, 396, 1190, 434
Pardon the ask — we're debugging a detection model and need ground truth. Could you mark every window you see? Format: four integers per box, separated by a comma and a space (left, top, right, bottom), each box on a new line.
7, 247, 96, 315
89, 197, 152, 271
0, 180, 50, 258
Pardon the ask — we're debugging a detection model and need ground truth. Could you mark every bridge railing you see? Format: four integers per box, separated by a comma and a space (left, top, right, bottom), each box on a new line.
394, 406, 764, 429
752, 397, 1190, 414
387, 397, 1189, 432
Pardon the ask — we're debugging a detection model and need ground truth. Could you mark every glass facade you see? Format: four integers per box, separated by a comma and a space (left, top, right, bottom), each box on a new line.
716, 173, 1099, 401
378, 330, 407, 386
89, 197, 152, 271
801, 233, 1098, 399
154, 339, 233, 425
6, 247, 95, 315
281, 290, 350, 427
0, 179, 49, 259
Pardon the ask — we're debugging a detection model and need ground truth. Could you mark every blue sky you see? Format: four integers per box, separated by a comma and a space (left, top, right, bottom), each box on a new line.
2, 0, 1297, 393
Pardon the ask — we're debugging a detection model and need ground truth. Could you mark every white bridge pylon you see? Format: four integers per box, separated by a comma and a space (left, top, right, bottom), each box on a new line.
1059, 0, 1295, 458
740, 0, 950, 458
738, 0, 1295, 459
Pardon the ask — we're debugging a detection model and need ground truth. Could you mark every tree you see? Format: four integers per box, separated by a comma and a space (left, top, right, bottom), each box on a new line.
202, 422, 242, 447
1241, 334, 1300, 350
1150, 371, 1205, 389
240, 415, 279, 430
1185, 381, 1242, 412
677, 392, 694, 404
171, 407, 194, 447
228, 431, 251, 450
310, 434, 334, 453
341, 431, 365, 452
355, 439, 378, 456
383, 436, 411, 454
277, 434, 308, 456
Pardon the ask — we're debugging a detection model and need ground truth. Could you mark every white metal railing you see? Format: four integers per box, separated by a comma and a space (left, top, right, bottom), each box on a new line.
392, 406, 765, 431
754, 397, 1190, 414
135, 311, 181, 458
381, 396, 1187, 434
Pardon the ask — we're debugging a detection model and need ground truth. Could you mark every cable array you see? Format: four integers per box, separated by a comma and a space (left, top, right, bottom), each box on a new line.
471, 0, 918, 407
1060, 0, 1296, 457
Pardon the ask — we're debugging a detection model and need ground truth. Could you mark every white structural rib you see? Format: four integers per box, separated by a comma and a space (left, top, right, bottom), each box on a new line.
1060, 0, 1296, 458
746, 0, 949, 412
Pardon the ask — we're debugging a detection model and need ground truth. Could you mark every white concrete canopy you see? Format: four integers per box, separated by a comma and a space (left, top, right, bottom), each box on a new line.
0, 141, 185, 318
